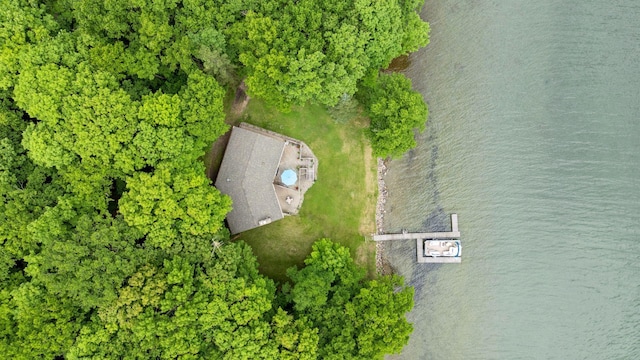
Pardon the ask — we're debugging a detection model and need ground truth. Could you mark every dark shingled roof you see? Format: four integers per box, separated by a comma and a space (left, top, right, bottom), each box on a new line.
215, 126, 285, 234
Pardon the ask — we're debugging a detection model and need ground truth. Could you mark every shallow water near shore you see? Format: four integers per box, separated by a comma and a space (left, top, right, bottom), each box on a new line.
383, 1, 640, 359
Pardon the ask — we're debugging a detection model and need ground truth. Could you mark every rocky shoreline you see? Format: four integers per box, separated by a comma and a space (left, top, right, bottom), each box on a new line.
375, 158, 394, 276
375, 158, 388, 235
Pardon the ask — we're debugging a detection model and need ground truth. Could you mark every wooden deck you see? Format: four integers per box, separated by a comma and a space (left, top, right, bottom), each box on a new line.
372, 230, 460, 241
374, 214, 462, 263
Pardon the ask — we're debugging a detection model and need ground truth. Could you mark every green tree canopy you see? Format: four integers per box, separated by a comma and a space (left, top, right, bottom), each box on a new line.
69, 242, 307, 359
17, 62, 227, 175
359, 72, 428, 158
1, 1, 419, 358
230, 0, 430, 109
24, 198, 148, 310
47, 0, 248, 82
0, 282, 86, 358
119, 162, 232, 255
286, 239, 414, 359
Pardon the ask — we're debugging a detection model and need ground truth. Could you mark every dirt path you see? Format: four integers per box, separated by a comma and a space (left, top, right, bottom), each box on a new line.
230, 81, 250, 116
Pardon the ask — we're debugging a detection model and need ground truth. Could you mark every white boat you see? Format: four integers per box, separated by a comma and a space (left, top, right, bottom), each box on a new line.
424, 239, 461, 258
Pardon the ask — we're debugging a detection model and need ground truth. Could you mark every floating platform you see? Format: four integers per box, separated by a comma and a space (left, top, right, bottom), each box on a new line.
374, 214, 461, 263
417, 239, 461, 263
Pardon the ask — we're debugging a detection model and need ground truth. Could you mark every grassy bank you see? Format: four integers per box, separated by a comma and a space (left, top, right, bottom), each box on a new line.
208, 99, 377, 283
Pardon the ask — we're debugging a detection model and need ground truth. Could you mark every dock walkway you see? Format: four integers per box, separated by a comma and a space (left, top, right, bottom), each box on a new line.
373, 214, 461, 263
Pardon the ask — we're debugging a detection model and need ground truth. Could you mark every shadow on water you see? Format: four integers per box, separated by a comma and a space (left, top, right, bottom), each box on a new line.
388, 241, 438, 299
422, 205, 448, 232
410, 263, 439, 300
385, 55, 412, 72
408, 204, 448, 299
383, 74, 454, 302
403, 143, 451, 299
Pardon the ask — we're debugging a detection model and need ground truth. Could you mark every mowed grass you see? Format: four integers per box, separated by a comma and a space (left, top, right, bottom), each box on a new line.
228, 100, 377, 283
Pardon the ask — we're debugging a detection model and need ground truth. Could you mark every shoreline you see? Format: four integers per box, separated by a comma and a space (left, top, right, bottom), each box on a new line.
375, 158, 388, 235
375, 158, 394, 276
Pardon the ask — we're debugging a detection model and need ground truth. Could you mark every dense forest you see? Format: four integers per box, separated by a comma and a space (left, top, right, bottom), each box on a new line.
0, 0, 430, 358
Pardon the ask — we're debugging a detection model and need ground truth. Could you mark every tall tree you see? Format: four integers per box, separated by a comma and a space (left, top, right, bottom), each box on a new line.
48, 0, 252, 82
286, 239, 414, 359
0, 283, 86, 358
24, 198, 148, 310
0, 99, 64, 266
1, 2, 420, 358
69, 243, 300, 359
359, 72, 428, 158
17, 61, 227, 175
0, 0, 61, 91
229, 0, 430, 109
119, 162, 232, 256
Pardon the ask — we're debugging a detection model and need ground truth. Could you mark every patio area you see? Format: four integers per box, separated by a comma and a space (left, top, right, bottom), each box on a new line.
274, 185, 300, 215
273, 140, 317, 215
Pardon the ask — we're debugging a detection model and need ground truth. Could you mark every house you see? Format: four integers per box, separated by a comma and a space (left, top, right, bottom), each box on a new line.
215, 123, 317, 234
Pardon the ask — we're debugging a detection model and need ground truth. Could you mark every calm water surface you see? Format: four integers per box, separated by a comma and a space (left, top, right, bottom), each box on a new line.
383, 1, 640, 359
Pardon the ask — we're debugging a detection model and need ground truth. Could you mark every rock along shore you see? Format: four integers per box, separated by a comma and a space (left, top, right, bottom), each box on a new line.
375, 158, 394, 276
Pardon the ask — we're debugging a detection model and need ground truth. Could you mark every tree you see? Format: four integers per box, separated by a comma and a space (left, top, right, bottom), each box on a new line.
0, 283, 86, 358
1, 2, 419, 358
48, 0, 250, 82
0, 138, 19, 192
0, 0, 61, 91
24, 198, 148, 310
359, 72, 428, 158
0, 100, 65, 262
119, 162, 232, 255
119, 69, 228, 173
17, 60, 227, 175
269, 308, 319, 360
286, 239, 414, 359
69, 243, 293, 359
229, 0, 430, 109
328, 94, 361, 124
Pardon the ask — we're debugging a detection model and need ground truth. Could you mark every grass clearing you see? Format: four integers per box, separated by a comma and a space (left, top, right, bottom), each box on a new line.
214, 99, 377, 283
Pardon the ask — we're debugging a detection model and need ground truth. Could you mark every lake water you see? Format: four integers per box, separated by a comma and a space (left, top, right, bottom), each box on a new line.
382, 1, 640, 359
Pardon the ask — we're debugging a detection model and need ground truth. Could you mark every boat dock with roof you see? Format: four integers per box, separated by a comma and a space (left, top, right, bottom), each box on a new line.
373, 214, 462, 263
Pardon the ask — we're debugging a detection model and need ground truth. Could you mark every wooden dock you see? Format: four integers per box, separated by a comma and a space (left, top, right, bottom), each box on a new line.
374, 214, 461, 263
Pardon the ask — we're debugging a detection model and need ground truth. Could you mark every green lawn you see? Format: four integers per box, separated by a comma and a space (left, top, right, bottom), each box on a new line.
219, 99, 377, 283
